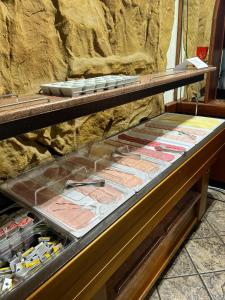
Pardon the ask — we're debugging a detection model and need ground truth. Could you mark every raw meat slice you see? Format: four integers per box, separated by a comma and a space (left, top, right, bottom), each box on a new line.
118, 133, 185, 151
76, 184, 123, 204
146, 123, 207, 136
11, 180, 56, 205
97, 168, 143, 189
132, 128, 196, 144
106, 139, 175, 162
112, 156, 160, 173
133, 147, 174, 162
65, 174, 123, 204
40, 196, 95, 229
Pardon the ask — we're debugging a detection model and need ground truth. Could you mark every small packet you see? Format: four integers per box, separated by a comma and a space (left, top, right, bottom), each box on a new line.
1, 278, 13, 292
38, 237, 51, 243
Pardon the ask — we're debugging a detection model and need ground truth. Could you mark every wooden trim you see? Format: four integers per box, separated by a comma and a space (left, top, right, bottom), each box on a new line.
174, 0, 184, 100
175, 101, 225, 117
205, 0, 225, 102
165, 101, 177, 112
0, 68, 215, 141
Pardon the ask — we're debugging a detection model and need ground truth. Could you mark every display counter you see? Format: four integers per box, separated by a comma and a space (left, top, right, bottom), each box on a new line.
0, 113, 225, 300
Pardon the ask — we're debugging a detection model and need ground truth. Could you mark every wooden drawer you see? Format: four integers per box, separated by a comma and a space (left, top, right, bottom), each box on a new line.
106, 191, 200, 300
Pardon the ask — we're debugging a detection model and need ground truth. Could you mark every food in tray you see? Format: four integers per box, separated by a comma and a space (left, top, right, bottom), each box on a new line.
0, 207, 35, 241
96, 167, 144, 189
43, 166, 71, 180
65, 155, 96, 170
39, 196, 95, 229
11, 180, 56, 206
88, 143, 161, 174
152, 113, 222, 130
110, 154, 160, 173
103, 139, 174, 163
117, 133, 186, 152
65, 176, 124, 204
0, 227, 66, 295
146, 122, 208, 137
132, 127, 196, 144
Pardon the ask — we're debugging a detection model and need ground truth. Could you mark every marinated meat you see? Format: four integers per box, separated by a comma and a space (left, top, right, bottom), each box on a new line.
11, 180, 56, 205
40, 196, 95, 229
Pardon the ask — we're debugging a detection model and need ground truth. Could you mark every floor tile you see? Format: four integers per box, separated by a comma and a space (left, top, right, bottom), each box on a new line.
208, 189, 225, 202
220, 236, 225, 244
186, 237, 225, 273
191, 219, 216, 239
163, 249, 197, 278
147, 288, 160, 300
208, 200, 225, 212
202, 271, 225, 300
157, 275, 210, 300
206, 211, 225, 235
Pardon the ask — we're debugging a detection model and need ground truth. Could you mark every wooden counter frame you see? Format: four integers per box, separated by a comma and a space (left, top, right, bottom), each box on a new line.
27, 124, 225, 300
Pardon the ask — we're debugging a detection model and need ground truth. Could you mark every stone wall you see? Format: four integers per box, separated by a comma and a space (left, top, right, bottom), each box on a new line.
0, 0, 215, 179
182, 0, 216, 100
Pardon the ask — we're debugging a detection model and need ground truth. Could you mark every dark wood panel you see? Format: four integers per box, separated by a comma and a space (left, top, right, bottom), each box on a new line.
106, 191, 200, 300
174, 101, 225, 117
174, 0, 184, 100
0, 74, 206, 141
210, 145, 225, 183
205, 0, 225, 102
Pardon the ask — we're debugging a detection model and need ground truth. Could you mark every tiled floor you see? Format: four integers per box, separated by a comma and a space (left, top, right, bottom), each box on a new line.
148, 186, 225, 300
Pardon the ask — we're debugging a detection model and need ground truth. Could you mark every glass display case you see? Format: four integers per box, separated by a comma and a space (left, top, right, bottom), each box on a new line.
0, 112, 224, 299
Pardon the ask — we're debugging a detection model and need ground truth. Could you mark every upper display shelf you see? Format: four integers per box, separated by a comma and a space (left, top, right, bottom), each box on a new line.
0, 66, 216, 141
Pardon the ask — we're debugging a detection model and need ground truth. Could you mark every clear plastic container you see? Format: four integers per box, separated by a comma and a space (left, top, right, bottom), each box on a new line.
2, 161, 86, 207
0, 221, 72, 297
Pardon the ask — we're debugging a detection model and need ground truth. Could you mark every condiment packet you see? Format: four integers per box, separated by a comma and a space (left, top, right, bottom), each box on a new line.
2, 278, 13, 292
0, 267, 12, 276
38, 236, 51, 243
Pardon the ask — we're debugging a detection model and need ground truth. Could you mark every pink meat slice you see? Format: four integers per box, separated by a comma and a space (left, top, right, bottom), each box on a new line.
146, 123, 207, 136
11, 180, 56, 205
118, 133, 185, 151
132, 128, 195, 144
97, 168, 143, 188
40, 196, 95, 229
66, 174, 123, 204
113, 156, 160, 173
43, 167, 70, 180
133, 147, 174, 162
107, 139, 174, 162
76, 184, 123, 204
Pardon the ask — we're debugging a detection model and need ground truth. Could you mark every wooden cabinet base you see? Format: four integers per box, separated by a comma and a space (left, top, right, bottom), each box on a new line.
106, 191, 200, 300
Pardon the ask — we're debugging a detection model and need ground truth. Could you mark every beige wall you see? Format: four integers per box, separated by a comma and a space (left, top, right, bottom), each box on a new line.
0, 0, 216, 180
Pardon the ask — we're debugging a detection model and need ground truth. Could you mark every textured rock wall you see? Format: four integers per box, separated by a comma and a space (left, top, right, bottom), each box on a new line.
1, 0, 214, 179
182, 0, 216, 100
